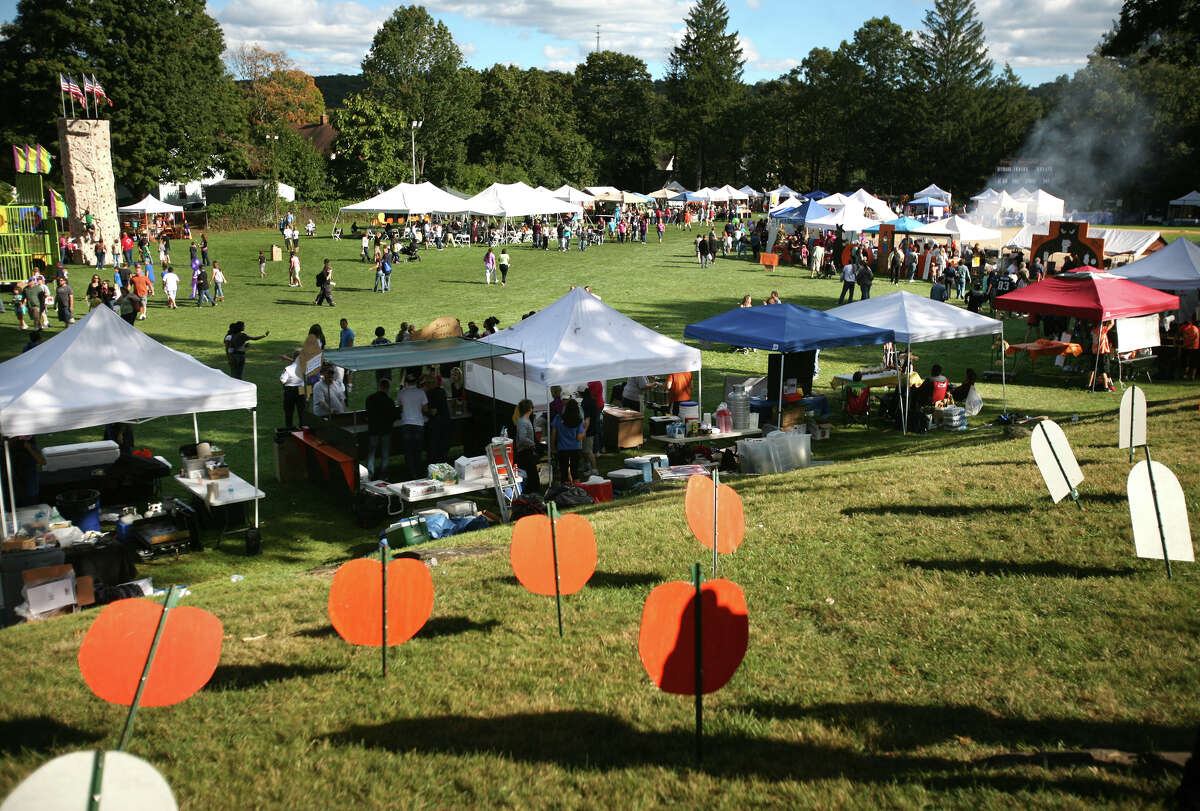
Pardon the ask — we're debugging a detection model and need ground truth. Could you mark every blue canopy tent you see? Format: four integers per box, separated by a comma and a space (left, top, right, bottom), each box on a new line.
805, 190, 831, 200
863, 216, 927, 234
684, 303, 895, 422
771, 199, 833, 225
668, 190, 705, 202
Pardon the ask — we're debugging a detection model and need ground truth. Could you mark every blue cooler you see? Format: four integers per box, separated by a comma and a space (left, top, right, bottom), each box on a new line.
623, 456, 655, 483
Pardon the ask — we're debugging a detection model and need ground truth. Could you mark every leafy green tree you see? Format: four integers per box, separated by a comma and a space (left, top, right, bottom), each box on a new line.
665, 0, 744, 187
1101, 0, 1200, 63
329, 93, 411, 195
0, 0, 246, 193
574, 51, 656, 190
468, 65, 593, 188
360, 5, 479, 185
272, 127, 331, 200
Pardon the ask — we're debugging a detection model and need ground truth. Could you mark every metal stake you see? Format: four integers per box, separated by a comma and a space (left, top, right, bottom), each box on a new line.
711, 469, 720, 577
380, 540, 389, 676
692, 562, 703, 764
117, 586, 181, 751
549, 503, 564, 637
1143, 447, 1172, 579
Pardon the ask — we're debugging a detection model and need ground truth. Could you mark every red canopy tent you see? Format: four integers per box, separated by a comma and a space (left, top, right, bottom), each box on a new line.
993, 269, 1180, 320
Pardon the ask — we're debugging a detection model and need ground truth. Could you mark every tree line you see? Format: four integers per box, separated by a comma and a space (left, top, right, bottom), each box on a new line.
0, 0, 1194, 211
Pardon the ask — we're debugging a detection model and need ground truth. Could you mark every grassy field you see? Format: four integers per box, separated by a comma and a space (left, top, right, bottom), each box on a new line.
1, 224, 1198, 808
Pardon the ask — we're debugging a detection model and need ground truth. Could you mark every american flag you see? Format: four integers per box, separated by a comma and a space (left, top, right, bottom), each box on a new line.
83, 75, 95, 95
67, 76, 84, 102
59, 73, 70, 93
92, 75, 112, 106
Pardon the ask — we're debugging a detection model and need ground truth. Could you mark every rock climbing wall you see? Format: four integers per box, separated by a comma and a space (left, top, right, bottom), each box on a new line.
56, 118, 118, 265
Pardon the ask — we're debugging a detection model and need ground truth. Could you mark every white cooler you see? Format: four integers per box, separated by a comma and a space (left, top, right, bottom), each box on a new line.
41, 441, 120, 472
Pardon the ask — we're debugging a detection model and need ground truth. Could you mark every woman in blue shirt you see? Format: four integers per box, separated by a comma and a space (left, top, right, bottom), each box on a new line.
549, 398, 586, 483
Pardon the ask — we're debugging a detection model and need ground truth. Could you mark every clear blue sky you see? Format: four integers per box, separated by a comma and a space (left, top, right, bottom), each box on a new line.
1, 0, 1121, 86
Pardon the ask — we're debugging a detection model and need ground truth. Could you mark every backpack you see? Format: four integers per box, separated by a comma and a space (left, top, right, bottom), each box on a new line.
382, 260, 392, 275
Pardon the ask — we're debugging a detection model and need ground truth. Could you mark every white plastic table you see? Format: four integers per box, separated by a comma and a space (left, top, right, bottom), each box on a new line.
174, 473, 264, 543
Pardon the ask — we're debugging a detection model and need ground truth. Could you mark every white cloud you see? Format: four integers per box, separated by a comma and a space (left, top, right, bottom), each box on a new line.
745, 0, 762, 8
753, 57, 800, 74
975, 0, 1121, 71
543, 44, 574, 61
546, 61, 580, 73
459, 41, 477, 57
736, 34, 759, 65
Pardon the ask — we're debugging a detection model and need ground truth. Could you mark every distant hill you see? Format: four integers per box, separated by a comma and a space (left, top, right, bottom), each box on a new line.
313, 74, 366, 109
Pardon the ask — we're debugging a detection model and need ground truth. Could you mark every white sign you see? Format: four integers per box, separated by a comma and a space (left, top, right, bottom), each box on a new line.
1115, 315, 1160, 352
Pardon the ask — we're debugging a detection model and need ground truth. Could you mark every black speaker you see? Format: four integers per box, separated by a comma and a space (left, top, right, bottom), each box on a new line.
766, 352, 815, 398
245, 528, 262, 556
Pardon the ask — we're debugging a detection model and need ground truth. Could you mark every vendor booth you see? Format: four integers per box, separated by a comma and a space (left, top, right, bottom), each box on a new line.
338, 182, 470, 217
0, 306, 260, 618
994, 269, 1181, 387
1004, 224, 1164, 259
913, 215, 1002, 242
1117, 237, 1200, 291
829, 290, 1007, 433
463, 288, 701, 446
117, 194, 185, 238
684, 303, 895, 428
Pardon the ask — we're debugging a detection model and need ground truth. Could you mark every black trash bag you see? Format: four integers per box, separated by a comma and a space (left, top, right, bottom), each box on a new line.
510, 493, 546, 520
545, 483, 596, 508
719, 447, 739, 472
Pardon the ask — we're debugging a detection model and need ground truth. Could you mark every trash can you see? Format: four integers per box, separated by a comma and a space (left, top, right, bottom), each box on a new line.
56, 489, 101, 533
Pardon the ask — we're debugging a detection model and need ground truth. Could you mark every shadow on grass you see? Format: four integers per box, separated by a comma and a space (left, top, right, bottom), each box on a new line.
0, 716, 103, 755
322, 710, 1164, 796
739, 700, 1194, 754
208, 662, 342, 690
903, 558, 1138, 579
841, 503, 1031, 518
415, 616, 500, 639
588, 571, 662, 589
294, 624, 339, 638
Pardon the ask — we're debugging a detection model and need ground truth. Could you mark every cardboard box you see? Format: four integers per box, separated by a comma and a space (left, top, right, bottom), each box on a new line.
813, 422, 832, 440
454, 455, 491, 482
779, 404, 807, 431
21, 564, 92, 619
603, 407, 644, 449
1, 536, 37, 552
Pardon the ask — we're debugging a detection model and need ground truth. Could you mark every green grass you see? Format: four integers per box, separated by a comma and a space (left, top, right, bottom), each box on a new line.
1, 225, 1198, 808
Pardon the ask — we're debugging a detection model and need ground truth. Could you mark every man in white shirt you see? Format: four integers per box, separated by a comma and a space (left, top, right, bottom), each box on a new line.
838, 262, 857, 305
621, 375, 651, 410
312, 366, 346, 418
396, 372, 429, 478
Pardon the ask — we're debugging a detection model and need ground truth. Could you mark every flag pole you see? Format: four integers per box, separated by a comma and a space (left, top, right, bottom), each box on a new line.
68, 78, 75, 119
58, 76, 66, 118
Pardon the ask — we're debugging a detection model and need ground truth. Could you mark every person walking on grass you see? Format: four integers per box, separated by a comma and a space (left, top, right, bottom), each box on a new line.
196, 265, 215, 307
484, 247, 497, 285
211, 262, 226, 302
288, 251, 302, 287
314, 260, 335, 306
258, 250, 267, 279
498, 247, 511, 285
162, 266, 179, 309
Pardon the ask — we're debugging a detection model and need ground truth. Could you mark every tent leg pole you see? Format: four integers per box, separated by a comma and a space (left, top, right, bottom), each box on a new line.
4, 440, 16, 536
490, 356, 497, 438
192, 413, 199, 443
251, 408, 260, 528
777, 354, 785, 429
0, 441, 8, 540
521, 351, 528, 403
1000, 325, 1008, 416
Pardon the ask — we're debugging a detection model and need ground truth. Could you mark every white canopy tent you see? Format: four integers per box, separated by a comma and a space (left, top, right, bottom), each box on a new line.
584, 186, 620, 197
807, 203, 878, 233
914, 215, 1002, 242
819, 192, 852, 211
828, 290, 1007, 433
1023, 189, 1065, 224
462, 182, 584, 218
971, 188, 1000, 202
0, 305, 261, 536
913, 184, 951, 205
768, 185, 799, 199
1004, 224, 1162, 258
972, 190, 1024, 224
717, 184, 748, 201
1169, 191, 1200, 207
463, 287, 702, 407
118, 194, 184, 215
553, 185, 596, 206
339, 182, 470, 215
1011, 187, 1036, 201
738, 185, 763, 198
1117, 237, 1200, 291
848, 188, 896, 220
769, 195, 805, 215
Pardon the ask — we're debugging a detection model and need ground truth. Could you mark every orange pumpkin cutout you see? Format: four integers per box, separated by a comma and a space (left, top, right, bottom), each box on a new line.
685, 475, 744, 554
78, 598, 223, 707
638, 578, 748, 695
510, 513, 597, 596
328, 557, 434, 646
